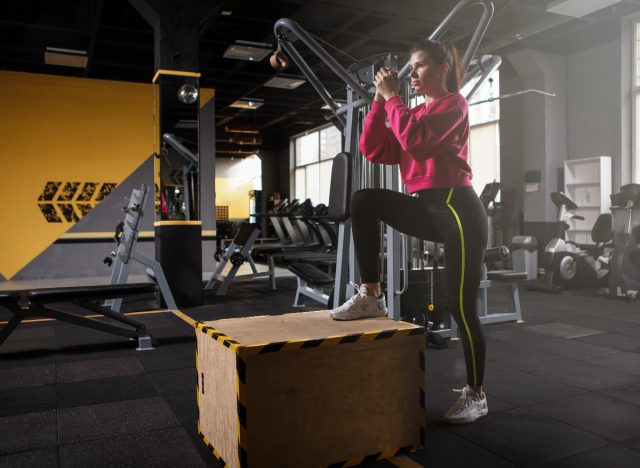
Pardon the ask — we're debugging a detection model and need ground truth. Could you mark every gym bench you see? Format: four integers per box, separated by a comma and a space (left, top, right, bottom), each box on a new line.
288, 262, 335, 306
0, 283, 159, 351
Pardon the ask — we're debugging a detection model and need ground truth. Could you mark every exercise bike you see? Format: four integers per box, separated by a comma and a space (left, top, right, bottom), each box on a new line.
530, 192, 612, 293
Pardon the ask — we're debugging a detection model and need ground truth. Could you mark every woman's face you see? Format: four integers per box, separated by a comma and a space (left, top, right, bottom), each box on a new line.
409, 50, 448, 96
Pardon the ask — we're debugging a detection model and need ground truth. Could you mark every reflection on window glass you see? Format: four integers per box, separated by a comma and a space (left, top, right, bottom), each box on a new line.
636, 94, 640, 177
319, 160, 332, 205
320, 126, 342, 160
295, 168, 306, 201
469, 122, 500, 200
636, 22, 640, 86
295, 133, 319, 166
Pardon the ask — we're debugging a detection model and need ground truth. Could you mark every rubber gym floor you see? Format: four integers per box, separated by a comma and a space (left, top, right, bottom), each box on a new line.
2, 277, 640, 467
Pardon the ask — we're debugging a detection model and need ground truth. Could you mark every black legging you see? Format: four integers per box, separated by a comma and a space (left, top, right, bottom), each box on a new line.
351, 187, 488, 387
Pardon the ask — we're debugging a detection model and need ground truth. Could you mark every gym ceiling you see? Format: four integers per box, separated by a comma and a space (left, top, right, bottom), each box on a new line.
2, 0, 639, 155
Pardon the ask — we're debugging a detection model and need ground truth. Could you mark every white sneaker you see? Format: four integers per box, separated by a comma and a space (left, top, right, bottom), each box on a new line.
330, 282, 388, 321
443, 386, 488, 424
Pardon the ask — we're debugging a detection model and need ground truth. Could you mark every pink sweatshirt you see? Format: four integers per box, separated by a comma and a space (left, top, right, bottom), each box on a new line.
359, 93, 472, 193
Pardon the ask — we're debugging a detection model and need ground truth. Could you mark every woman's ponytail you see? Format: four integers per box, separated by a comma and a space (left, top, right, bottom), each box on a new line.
441, 40, 462, 93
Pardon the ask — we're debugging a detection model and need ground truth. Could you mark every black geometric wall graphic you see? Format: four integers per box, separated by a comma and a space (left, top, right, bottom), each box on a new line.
37, 181, 119, 223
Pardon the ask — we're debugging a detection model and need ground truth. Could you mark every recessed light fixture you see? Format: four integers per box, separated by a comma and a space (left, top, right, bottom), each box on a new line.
230, 97, 264, 110
225, 126, 260, 134
44, 47, 88, 68
263, 76, 306, 89
546, 0, 622, 17
223, 40, 272, 62
220, 10, 232, 16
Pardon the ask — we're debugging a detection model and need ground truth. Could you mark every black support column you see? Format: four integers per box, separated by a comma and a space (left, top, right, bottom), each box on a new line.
130, 0, 222, 307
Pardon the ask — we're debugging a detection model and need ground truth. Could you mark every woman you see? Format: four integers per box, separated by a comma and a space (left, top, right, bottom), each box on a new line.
330, 39, 488, 425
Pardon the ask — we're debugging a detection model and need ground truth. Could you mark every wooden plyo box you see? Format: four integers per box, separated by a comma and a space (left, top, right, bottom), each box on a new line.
196, 311, 425, 468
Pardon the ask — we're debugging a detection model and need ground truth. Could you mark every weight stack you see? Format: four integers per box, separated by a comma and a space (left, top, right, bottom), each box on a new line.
400, 268, 449, 329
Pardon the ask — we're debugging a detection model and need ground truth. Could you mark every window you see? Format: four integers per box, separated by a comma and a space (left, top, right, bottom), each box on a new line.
634, 21, 640, 180
462, 70, 501, 197
292, 125, 342, 205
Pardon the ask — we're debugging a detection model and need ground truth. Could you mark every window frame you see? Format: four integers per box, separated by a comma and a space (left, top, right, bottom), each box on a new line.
633, 20, 640, 181
290, 122, 342, 205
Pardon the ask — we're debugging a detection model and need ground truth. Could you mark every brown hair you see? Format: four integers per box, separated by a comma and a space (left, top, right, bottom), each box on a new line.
411, 39, 462, 93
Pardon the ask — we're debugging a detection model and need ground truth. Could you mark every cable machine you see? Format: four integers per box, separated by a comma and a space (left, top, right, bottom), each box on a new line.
271, 0, 496, 319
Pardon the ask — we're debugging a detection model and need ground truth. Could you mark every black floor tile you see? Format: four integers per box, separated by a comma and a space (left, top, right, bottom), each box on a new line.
54, 322, 135, 348
591, 351, 640, 375
182, 420, 225, 467
410, 426, 518, 467
54, 345, 135, 363
529, 393, 640, 442
626, 436, 640, 454
523, 322, 605, 339
163, 392, 199, 425
149, 368, 196, 395
136, 344, 196, 372
574, 332, 640, 352
0, 363, 55, 390
0, 325, 55, 342
57, 374, 158, 409
0, 384, 56, 417
0, 336, 56, 355
0, 411, 57, 454
606, 381, 640, 407
0, 447, 58, 468
0, 351, 55, 369
59, 427, 208, 468
56, 356, 145, 383
57, 397, 179, 444
445, 408, 607, 466
562, 316, 640, 338
487, 370, 585, 406
539, 444, 640, 467
526, 357, 638, 391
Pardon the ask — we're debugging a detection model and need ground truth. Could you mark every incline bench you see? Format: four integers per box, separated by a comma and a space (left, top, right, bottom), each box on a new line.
0, 283, 159, 351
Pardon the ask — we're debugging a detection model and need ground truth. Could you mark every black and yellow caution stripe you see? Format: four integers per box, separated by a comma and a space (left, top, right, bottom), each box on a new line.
197, 423, 229, 468
194, 320, 426, 467
194, 322, 424, 357
327, 445, 416, 467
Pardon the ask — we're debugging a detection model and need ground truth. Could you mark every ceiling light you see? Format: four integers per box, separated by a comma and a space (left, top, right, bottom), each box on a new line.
263, 76, 306, 89
223, 40, 272, 62
225, 126, 260, 134
220, 10, 232, 16
217, 137, 262, 145
230, 97, 264, 110
44, 47, 88, 68
546, 0, 621, 17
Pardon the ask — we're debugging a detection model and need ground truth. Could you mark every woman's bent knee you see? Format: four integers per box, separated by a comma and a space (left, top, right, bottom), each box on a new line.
351, 189, 377, 214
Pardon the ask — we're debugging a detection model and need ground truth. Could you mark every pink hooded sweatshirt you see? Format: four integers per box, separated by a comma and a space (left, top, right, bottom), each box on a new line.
359, 93, 472, 193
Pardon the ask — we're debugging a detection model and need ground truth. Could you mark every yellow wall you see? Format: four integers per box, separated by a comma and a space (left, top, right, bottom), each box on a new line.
215, 178, 252, 219
0, 71, 154, 279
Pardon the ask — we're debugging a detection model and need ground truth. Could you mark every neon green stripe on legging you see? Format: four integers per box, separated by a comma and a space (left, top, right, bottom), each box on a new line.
445, 187, 478, 386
